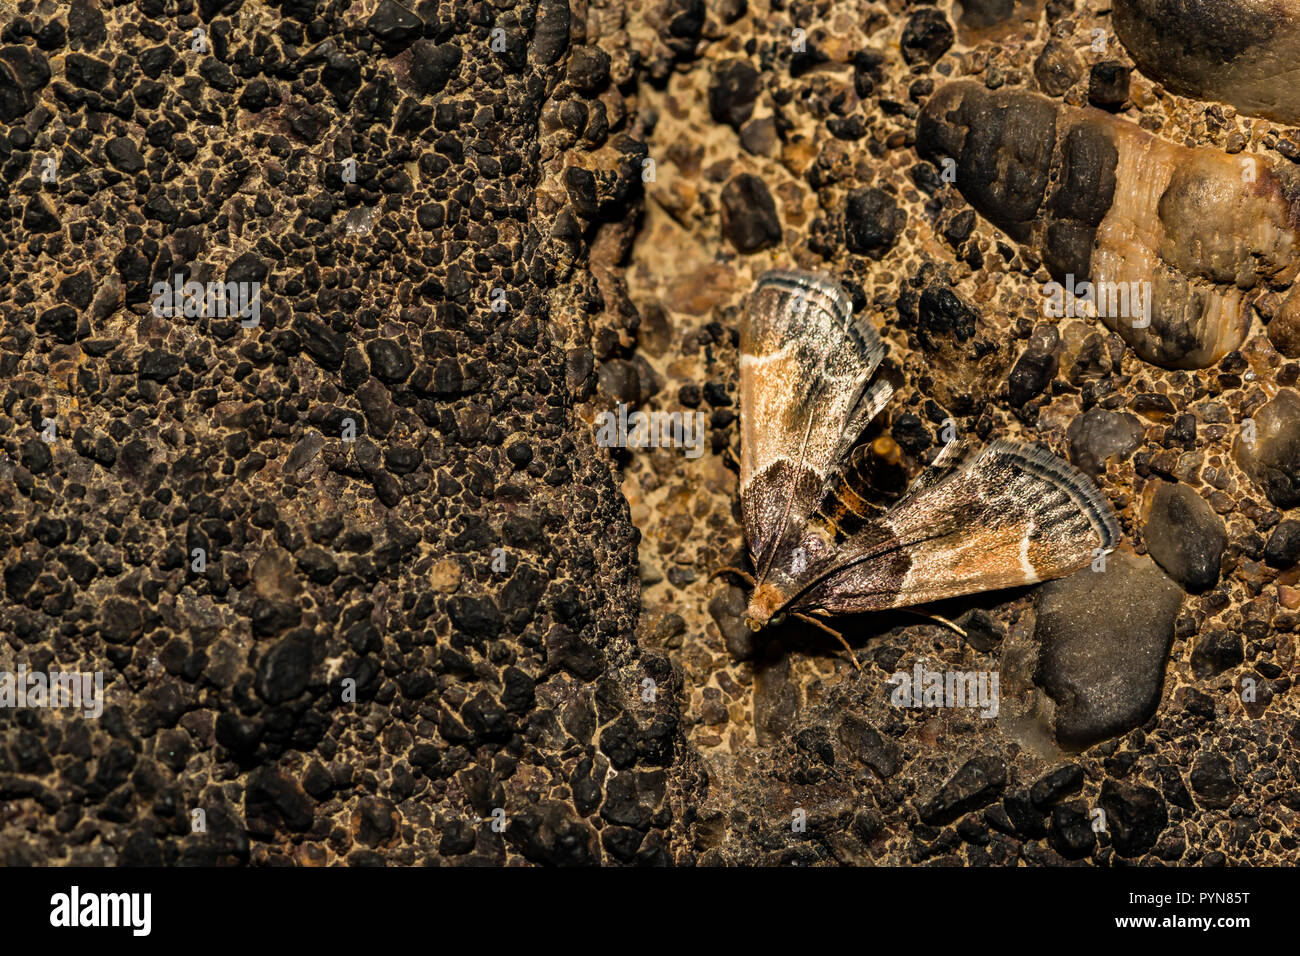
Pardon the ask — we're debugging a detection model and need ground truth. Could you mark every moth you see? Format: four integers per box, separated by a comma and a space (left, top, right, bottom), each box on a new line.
723, 269, 1120, 667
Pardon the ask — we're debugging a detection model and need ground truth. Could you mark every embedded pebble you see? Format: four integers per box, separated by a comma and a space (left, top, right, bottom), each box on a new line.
1142, 481, 1226, 593
1034, 552, 1183, 748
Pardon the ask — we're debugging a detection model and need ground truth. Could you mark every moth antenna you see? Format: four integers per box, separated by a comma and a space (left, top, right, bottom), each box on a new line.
793, 612, 862, 672
710, 566, 756, 586
721, 446, 741, 471
900, 609, 968, 639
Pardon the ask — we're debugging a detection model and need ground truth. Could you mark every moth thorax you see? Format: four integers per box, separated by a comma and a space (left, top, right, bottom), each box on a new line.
744, 583, 786, 631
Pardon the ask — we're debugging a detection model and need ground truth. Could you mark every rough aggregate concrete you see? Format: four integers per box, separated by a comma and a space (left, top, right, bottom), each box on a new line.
0, 0, 1296, 866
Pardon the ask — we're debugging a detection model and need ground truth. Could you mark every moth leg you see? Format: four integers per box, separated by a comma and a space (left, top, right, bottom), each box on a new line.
793, 613, 862, 673
901, 609, 968, 639
709, 566, 756, 586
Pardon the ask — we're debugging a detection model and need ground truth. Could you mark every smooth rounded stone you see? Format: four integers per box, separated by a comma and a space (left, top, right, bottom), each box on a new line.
1268, 290, 1300, 358
844, 187, 905, 258
1235, 389, 1300, 508
707, 57, 760, 129
1066, 407, 1142, 474
1264, 518, 1300, 567
1113, 0, 1300, 126
1033, 551, 1182, 749
720, 174, 781, 252
1142, 481, 1226, 593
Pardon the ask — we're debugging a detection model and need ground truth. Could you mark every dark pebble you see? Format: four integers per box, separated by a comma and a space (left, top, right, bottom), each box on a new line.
1066, 406, 1142, 474
1034, 552, 1182, 748
1142, 481, 1226, 593
900, 9, 954, 66
1264, 519, 1300, 567
844, 186, 905, 258
1088, 61, 1131, 110
708, 57, 760, 129
918, 755, 1006, 825
720, 173, 781, 253
1189, 629, 1243, 679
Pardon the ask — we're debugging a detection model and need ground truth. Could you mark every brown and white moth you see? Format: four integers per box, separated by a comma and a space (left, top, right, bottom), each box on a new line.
729, 269, 1119, 664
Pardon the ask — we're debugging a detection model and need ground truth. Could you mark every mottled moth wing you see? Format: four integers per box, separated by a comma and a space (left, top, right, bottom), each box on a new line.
740, 270, 892, 574
793, 440, 1119, 615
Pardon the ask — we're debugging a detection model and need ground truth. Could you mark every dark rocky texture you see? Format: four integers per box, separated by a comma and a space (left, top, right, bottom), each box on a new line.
708, 58, 759, 130
1087, 62, 1131, 110
1034, 40, 1081, 97
1007, 326, 1060, 406
0, 0, 700, 868
900, 9, 954, 66
844, 187, 905, 259
0, 0, 1294, 872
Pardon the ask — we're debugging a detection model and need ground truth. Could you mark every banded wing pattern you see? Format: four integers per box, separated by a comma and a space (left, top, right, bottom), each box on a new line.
793, 440, 1121, 616
739, 269, 892, 578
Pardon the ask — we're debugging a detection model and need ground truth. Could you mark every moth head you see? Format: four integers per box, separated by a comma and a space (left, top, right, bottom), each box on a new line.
743, 583, 787, 632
